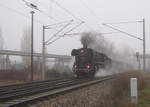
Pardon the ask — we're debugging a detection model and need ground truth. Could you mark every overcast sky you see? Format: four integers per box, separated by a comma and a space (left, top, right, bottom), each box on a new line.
0, 0, 150, 55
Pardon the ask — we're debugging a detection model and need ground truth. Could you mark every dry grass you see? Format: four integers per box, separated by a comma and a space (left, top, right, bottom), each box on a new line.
45, 69, 74, 79
0, 80, 25, 86
109, 71, 150, 107
0, 69, 28, 81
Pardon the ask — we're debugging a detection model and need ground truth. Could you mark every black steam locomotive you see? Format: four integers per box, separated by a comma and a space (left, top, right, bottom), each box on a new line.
71, 46, 112, 77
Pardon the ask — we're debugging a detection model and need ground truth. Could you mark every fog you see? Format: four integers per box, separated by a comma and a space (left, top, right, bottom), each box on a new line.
0, 0, 149, 74
80, 31, 136, 75
0, 0, 150, 55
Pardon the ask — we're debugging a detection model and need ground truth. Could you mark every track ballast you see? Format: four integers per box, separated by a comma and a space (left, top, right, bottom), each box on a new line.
0, 76, 113, 107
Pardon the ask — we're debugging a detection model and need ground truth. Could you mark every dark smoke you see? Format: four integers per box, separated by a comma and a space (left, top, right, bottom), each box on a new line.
80, 32, 96, 48
80, 31, 135, 75
80, 31, 115, 57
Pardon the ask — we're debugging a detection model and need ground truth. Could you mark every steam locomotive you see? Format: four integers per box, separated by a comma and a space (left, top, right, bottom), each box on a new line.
71, 46, 112, 77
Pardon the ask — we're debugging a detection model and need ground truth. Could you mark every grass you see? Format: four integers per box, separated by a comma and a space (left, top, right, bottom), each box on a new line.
138, 88, 150, 107
119, 72, 150, 107
137, 73, 150, 107
104, 71, 150, 107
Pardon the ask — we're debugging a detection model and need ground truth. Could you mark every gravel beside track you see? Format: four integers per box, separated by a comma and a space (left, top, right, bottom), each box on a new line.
32, 79, 112, 107
0, 76, 113, 107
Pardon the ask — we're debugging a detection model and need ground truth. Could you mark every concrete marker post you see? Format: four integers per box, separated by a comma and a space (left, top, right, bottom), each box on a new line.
130, 78, 138, 104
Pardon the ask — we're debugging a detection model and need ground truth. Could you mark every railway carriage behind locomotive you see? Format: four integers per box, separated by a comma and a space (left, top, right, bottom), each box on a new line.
71, 46, 112, 77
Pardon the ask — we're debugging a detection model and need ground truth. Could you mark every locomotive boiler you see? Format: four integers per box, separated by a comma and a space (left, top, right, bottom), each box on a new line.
71, 46, 112, 77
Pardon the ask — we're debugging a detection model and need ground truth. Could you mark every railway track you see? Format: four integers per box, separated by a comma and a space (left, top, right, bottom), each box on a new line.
0, 75, 113, 107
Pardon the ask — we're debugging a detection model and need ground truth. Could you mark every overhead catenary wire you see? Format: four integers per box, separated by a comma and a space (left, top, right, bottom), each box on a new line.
0, 2, 53, 24
78, 0, 104, 31
48, 0, 54, 16
39, 10, 58, 22
51, 0, 82, 21
57, 31, 121, 38
51, 0, 95, 31
62, 21, 84, 36
55, 21, 84, 38
46, 21, 84, 45
46, 36, 63, 45
103, 24, 143, 40
78, 0, 100, 23
22, 0, 58, 22
23, 0, 92, 37
50, 0, 95, 31
45, 19, 74, 44
0, 3, 31, 20
104, 21, 143, 25
45, 20, 82, 29
44, 20, 83, 33
58, 32, 121, 37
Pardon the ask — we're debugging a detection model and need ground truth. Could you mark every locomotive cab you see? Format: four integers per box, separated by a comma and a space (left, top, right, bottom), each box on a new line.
71, 48, 95, 77
71, 47, 112, 78
71, 49, 78, 56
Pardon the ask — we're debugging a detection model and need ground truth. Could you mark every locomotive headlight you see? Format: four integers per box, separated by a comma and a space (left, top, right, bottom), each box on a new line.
87, 65, 90, 68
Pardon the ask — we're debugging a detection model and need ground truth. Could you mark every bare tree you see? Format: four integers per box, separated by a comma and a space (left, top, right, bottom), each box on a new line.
21, 27, 32, 67
21, 27, 41, 75
0, 27, 4, 70
0, 27, 4, 50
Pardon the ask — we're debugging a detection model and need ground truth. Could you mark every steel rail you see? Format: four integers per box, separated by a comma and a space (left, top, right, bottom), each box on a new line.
0, 78, 89, 101
0, 79, 79, 99
0, 76, 114, 107
0, 77, 73, 93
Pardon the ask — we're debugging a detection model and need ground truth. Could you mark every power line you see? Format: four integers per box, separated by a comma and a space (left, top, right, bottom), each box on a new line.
0, 3, 28, 18
46, 21, 84, 45
63, 21, 84, 36
45, 20, 80, 28
45, 20, 73, 44
50, 0, 96, 31
22, 0, 58, 22
78, 0, 103, 31
0, 2, 45, 24
39, 10, 58, 21
101, 32, 121, 35
58, 32, 121, 37
51, 0, 82, 21
103, 24, 143, 40
104, 21, 143, 25
43, 20, 81, 33
78, 0, 100, 22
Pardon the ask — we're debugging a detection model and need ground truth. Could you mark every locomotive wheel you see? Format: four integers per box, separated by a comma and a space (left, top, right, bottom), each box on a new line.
76, 74, 82, 78
75, 71, 84, 78
87, 71, 95, 78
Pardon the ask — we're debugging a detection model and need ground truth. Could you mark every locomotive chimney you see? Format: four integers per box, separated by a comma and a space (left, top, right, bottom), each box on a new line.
83, 44, 87, 48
